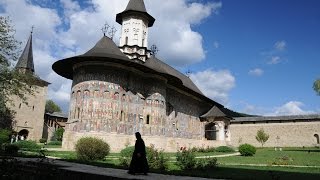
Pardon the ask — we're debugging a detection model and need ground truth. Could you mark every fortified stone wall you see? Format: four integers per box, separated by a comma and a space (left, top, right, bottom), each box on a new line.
10, 85, 48, 141
230, 121, 320, 147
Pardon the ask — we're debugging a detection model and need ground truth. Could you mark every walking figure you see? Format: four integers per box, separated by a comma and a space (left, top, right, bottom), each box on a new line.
128, 132, 149, 175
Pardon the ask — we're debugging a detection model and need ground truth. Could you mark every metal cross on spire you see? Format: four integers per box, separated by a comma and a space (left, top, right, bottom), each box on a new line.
31, 25, 35, 34
101, 22, 110, 36
150, 44, 159, 56
109, 26, 117, 40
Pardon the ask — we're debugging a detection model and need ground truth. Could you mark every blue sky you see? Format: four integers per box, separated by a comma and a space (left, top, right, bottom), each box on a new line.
1, 0, 319, 116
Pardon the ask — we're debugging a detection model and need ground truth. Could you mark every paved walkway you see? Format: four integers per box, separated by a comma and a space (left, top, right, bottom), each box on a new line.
17, 158, 222, 180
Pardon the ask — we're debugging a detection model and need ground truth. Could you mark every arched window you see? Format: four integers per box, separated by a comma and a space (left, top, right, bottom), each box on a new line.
19, 103, 21, 109
146, 115, 150, 124
121, 111, 124, 121
77, 108, 80, 119
315, 134, 320, 144
125, 37, 128, 45
32, 106, 34, 111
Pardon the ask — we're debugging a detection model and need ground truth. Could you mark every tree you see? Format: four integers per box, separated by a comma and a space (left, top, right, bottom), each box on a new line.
45, 100, 62, 113
313, 79, 320, 96
255, 128, 269, 147
0, 16, 34, 129
53, 128, 65, 141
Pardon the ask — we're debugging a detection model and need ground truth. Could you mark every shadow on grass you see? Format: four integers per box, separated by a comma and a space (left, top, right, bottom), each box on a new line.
283, 149, 320, 153
164, 166, 320, 180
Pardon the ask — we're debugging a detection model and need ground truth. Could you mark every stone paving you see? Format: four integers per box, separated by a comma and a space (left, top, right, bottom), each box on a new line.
17, 158, 222, 180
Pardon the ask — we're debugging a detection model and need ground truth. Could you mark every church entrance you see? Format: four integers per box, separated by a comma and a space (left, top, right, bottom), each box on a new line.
314, 134, 320, 144
205, 122, 217, 140
18, 129, 29, 140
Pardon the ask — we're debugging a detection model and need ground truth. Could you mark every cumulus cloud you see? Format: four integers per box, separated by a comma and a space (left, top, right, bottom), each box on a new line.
269, 101, 314, 116
268, 56, 281, 65
213, 41, 219, 49
190, 69, 235, 104
274, 40, 287, 51
248, 68, 264, 76
0, 0, 221, 111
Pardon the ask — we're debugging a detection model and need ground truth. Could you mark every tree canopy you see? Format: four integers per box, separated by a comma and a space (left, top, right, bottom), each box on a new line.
45, 100, 62, 113
313, 79, 320, 96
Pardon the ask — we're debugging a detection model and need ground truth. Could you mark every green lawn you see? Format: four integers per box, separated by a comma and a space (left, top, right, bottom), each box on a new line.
217, 148, 320, 166
22, 147, 320, 180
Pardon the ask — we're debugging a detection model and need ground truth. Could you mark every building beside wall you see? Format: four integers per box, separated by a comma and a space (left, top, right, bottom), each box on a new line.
52, 0, 320, 152
9, 32, 49, 141
43, 112, 68, 141
52, 0, 241, 152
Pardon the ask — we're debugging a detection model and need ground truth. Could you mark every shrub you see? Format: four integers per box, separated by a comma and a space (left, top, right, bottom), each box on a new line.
239, 144, 256, 156
14, 140, 41, 152
176, 148, 196, 170
47, 141, 62, 146
119, 146, 135, 168
0, 129, 11, 145
75, 137, 110, 161
39, 138, 47, 143
272, 155, 293, 165
196, 157, 218, 170
215, 146, 235, 153
2, 143, 19, 155
147, 144, 168, 171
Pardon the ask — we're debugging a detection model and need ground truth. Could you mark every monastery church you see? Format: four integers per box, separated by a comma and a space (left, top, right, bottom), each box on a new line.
10, 0, 319, 152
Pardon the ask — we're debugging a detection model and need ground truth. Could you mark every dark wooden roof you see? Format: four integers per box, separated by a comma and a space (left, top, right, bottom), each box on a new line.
116, 0, 155, 27
201, 106, 226, 118
16, 33, 34, 73
145, 56, 203, 95
233, 114, 320, 122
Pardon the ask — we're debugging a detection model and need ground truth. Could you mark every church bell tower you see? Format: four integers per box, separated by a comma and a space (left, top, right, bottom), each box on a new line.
116, 0, 155, 62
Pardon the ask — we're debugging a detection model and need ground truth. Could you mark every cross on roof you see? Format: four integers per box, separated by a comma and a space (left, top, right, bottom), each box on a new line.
109, 26, 117, 40
101, 22, 110, 36
150, 44, 159, 56
31, 25, 35, 34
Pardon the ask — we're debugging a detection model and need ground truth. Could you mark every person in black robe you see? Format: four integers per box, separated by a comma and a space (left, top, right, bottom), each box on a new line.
128, 132, 149, 175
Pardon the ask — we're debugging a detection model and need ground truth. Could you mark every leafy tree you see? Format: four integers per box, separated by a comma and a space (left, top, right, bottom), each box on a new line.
53, 127, 64, 141
255, 128, 269, 147
313, 79, 320, 96
45, 100, 62, 113
0, 16, 34, 129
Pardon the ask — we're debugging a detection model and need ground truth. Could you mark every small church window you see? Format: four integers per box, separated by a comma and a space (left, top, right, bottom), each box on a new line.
32, 106, 34, 111
146, 115, 150, 124
121, 111, 124, 121
19, 103, 21, 109
125, 37, 128, 45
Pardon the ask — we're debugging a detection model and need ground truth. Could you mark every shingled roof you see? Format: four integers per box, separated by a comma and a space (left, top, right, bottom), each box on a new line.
201, 106, 226, 118
52, 36, 131, 79
16, 33, 34, 73
145, 56, 203, 95
116, 0, 155, 27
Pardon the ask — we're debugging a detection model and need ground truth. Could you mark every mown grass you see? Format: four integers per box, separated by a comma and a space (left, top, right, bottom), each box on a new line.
17, 147, 320, 180
217, 147, 320, 166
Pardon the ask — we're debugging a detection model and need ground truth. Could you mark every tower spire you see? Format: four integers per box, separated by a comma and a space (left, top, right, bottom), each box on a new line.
116, 0, 155, 62
16, 30, 34, 74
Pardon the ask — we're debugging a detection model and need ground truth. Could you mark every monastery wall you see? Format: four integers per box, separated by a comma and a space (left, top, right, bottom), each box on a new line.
229, 121, 320, 147
10, 85, 47, 141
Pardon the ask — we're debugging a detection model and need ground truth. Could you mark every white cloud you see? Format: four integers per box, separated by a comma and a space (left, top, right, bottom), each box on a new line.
268, 56, 281, 65
269, 101, 314, 116
190, 69, 235, 104
248, 68, 264, 76
274, 40, 286, 51
213, 41, 219, 49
